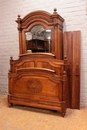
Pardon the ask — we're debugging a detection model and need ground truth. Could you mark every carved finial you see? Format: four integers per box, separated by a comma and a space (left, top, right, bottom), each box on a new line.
16, 14, 21, 22
10, 56, 13, 60
53, 8, 57, 14
17, 15, 21, 21
16, 14, 22, 31
54, 8, 57, 12
18, 14, 21, 18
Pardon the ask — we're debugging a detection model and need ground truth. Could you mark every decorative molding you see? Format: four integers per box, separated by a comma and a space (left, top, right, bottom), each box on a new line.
39, 101, 60, 107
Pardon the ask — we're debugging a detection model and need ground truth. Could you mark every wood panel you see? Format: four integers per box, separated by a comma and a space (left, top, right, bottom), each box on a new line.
64, 32, 73, 108
9, 53, 64, 75
64, 31, 81, 109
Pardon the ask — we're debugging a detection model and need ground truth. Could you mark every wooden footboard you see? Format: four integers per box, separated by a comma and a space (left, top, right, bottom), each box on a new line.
8, 53, 67, 117
8, 68, 67, 117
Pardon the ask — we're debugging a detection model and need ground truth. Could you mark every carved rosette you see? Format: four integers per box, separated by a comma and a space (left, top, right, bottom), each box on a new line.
27, 79, 42, 93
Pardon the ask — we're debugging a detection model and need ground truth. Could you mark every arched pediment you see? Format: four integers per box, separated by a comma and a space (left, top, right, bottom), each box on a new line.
16, 9, 64, 31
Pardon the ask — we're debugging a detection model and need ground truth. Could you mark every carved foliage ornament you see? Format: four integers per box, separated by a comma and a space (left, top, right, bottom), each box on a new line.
27, 79, 42, 93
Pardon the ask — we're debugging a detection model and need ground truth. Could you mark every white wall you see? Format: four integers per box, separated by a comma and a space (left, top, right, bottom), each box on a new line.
0, 0, 87, 107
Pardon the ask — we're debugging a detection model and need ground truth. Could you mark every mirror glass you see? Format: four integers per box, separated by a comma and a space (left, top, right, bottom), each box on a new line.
25, 25, 51, 53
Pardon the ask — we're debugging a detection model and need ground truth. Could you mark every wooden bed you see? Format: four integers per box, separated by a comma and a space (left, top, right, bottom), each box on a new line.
8, 8, 80, 117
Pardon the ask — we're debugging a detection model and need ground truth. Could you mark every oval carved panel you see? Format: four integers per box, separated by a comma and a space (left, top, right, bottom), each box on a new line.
27, 79, 42, 93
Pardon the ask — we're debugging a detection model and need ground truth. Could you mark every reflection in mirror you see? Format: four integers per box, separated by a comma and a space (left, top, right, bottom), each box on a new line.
25, 25, 51, 53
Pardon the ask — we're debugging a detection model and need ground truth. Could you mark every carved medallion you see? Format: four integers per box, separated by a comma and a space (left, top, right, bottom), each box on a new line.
27, 79, 42, 93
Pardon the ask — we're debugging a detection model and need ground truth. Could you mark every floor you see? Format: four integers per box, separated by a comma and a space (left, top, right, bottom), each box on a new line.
0, 95, 87, 130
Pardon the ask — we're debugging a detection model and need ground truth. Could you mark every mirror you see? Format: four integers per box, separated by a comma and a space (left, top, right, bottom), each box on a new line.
25, 25, 51, 53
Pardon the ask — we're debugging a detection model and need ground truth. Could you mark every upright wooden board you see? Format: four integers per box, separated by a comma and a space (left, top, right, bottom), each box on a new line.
64, 32, 73, 108
64, 31, 81, 109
